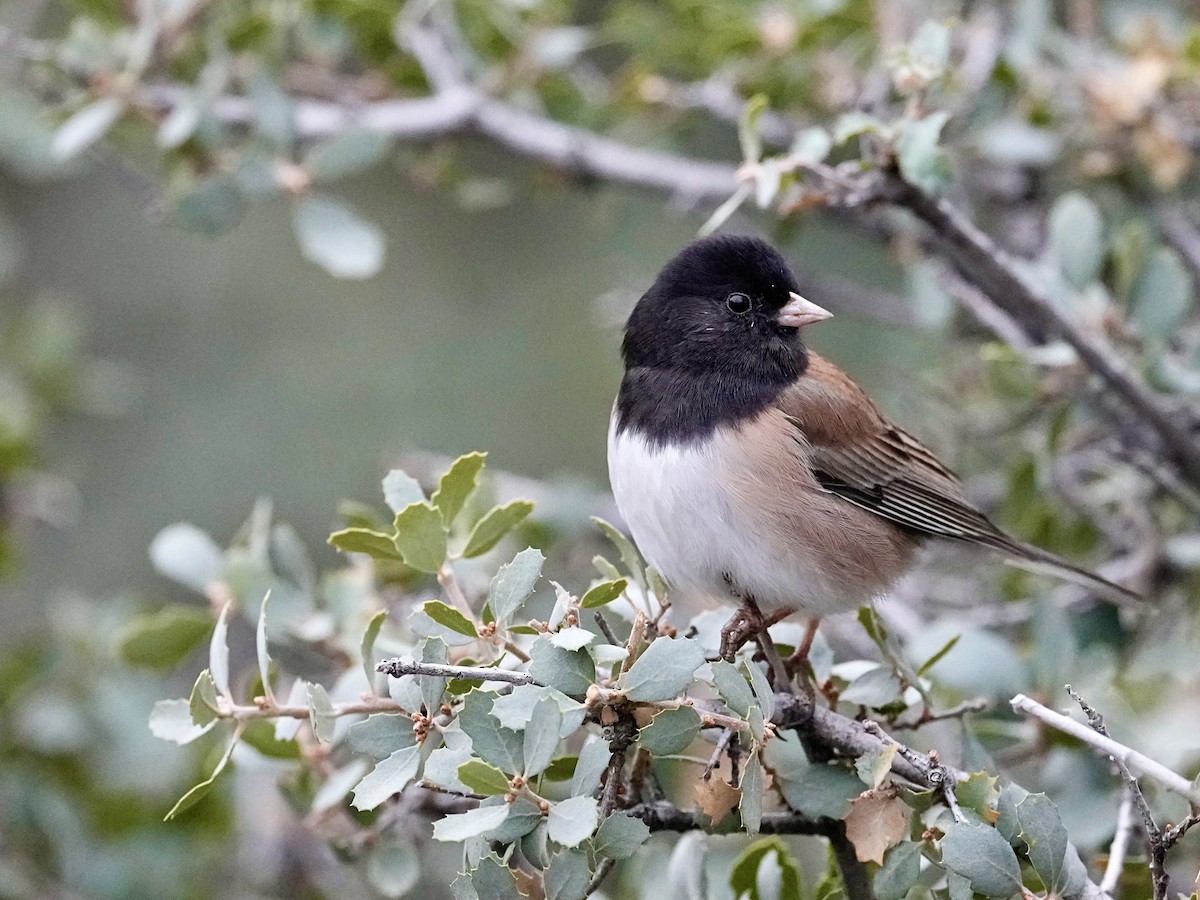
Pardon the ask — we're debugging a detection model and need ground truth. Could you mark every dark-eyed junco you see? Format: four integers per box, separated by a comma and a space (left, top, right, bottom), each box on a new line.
608, 235, 1137, 659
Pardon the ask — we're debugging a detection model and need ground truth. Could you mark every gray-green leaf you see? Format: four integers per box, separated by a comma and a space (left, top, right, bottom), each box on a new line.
638, 706, 702, 755
1049, 192, 1105, 289
382, 469, 425, 514
488, 547, 544, 628
740, 749, 764, 835
547, 795, 599, 847
1016, 792, 1070, 894
306, 682, 336, 743
292, 193, 385, 280
522, 696, 563, 778
594, 812, 651, 859
432, 804, 512, 842
545, 848, 592, 900
528, 638, 596, 697
622, 636, 705, 702
940, 822, 1024, 898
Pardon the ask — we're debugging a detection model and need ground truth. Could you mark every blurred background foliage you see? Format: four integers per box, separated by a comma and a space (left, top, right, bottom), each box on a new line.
1, 0, 1199, 897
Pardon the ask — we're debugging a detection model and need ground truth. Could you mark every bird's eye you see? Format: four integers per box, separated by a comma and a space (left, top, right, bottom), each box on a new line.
725, 293, 752, 314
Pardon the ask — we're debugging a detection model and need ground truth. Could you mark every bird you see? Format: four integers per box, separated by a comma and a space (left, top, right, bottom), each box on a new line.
607, 234, 1139, 672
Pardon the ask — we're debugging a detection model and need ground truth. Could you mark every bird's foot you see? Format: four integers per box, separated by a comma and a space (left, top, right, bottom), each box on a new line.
718, 598, 791, 690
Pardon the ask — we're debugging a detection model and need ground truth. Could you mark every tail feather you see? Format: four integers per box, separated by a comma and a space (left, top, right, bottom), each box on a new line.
996, 538, 1142, 607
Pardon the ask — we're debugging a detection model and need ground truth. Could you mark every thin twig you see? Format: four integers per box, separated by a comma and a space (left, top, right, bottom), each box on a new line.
593, 611, 620, 646
1099, 789, 1135, 894
377, 658, 542, 686
1010, 692, 1200, 805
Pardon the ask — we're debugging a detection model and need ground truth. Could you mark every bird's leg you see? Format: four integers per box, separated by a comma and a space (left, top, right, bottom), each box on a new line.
718, 591, 790, 689
785, 617, 822, 701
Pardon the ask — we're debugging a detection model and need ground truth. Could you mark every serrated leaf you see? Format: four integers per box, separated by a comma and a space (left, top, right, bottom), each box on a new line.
118, 605, 212, 670
328, 527, 404, 561
522, 696, 562, 778
874, 842, 922, 900
305, 128, 392, 182
458, 759, 511, 796
488, 547, 544, 628
711, 660, 755, 717
419, 637, 449, 715
470, 851, 524, 900
528, 637, 595, 697
347, 714, 416, 759
743, 659, 774, 722
621, 636, 705, 702
432, 804, 512, 842
740, 749, 764, 835
1016, 793, 1070, 894
419, 600, 477, 637
361, 609, 388, 689
382, 469, 425, 514
955, 770, 1000, 823
352, 743, 423, 810
149, 699, 216, 745
485, 796, 543, 843
306, 682, 336, 743
1049, 192, 1105, 289
490, 685, 585, 737
638, 706, 701, 755
579, 578, 628, 609
545, 848, 591, 900
256, 591, 273, 700
463, 501, 535, 558
458, 690, 524, 774
188, 669, 219, 727
547, 795, 599, 847
52, 96, 123, 161
695, 774, 741, 825
844, 790, 911, 864
292, 193, 385, 280
391, 502, 447, 574
164, 726, 239, 820
432, 452, 487, 524
595, 812, 650, 859
940, 822, 1024, 898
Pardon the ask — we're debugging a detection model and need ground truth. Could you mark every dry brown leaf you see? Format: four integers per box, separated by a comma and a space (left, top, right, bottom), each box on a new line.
843, 787, 911, 865
694, 775, 741, 825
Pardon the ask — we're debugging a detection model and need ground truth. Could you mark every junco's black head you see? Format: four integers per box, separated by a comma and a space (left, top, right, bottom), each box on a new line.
616, 235, 833, 443
621, 235, 831, 379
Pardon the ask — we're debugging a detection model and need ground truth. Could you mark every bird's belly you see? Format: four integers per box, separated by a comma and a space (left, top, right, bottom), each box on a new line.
607, 420, 889, 617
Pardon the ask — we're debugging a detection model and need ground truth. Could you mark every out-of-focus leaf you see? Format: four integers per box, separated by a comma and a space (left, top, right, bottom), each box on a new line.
305, 128, 393, 182
149, 698, 215, 745
739, 94, 769, 163
367, 840, 420, 899
432, 452, 487, 524
382, 469, 425, 514
312, 759, 370, 813
240, 720, 301, 760
621, 636, 704, 702
391, 501, 447, 574
164, 726, 239, 820
306, 682, 336, 743
897, 111, 951, 195
189, 669, 220, 726
119, 605, 212, 670
256, 592, 273, 700
292, 193, 385, 280
840, 666, 902, 708
52, 97, 122, 160
729, 837, 802, 900
361, 609, 388, 688
171, 177, 247, 235
150, 523, 223, 592
1049, 192, 1105, 289
791, 126, 832, 165
462, 500, 535, 558
1131, 247, 1192, 340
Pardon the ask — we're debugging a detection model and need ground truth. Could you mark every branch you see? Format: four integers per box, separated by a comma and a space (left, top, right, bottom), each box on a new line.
627, 799, 831, 835
1010, 692, 1200, 806
1099, 789, 1135, 895
376, 658, 542, 686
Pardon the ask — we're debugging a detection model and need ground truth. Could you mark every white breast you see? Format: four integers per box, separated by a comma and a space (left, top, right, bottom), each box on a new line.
607, 413, 867, 618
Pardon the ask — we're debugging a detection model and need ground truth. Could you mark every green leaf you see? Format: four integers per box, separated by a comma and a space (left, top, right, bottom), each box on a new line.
352, 743, 423, 810
347, 713, 416, 759
432, 804, 512, 842
547, 795, 599, 847
940, 822, 1024, 898
149, 522, 223, 592
292, 193, 385, 280
897, 111, 952, 195
621, 636, 705, 702
954, 770, 1000, 822
328, 527, 404, 561
171, 177, 246, 235
1049, 192, 1105, 289
382, 469, 425, 514
697, 183, 752, 238
855, 743, 899, 789
579, 578, 628, 609
419, 600, 477, 638
256, 591, 273, 699
391, 502, 448, 574
743, 659, 774, 722
487, 547, 544, 628
592, 517, 646, 591
490, 684, 585, 737
306, 682, 336, 743
730, 837, 802, 900
917, 633, 961, 676
457, 759, 511, 796
711, 660, 755, 717
366, 840, 419, 899
1132, 247, 1192, 340
638, 706, 702, 755
470, 851, 524, 900
149, 698, 215, 745
305, 128, 393, 182
361, 609, 388, 688
118, 605, 212, 670
738, 94, 769, 163
52, 96, 123, 161
164, 726, 239, 820
528, 638, 596, 697
240, 720, 301, 760
432, 452, 487, 524
458, 690, 524, 774
523, 696, 563, 778
874, 842, 922, 900
188, 669, 219, 727
544, 848, 591, 900
594, 812, 650, 859
1015, 793, 1070, 894
485, 797, 543, 843
740, 749, 764, 835
462, 500, 535, 558
840, 666, 903, 708
834, 110, 885, 143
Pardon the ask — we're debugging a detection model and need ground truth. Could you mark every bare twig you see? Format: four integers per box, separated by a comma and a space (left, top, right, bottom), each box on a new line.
376, 658, 543, 686
627, 799, 830, 835
1099, 789, 1135, 894
1010, 692, 1200, 806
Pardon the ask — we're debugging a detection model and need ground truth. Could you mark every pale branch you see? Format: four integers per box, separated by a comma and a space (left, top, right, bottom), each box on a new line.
1099, 789, 1135, 895
1010, 692, 1200, 806
222, 696, 408, 720
376, 657, 542, 686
